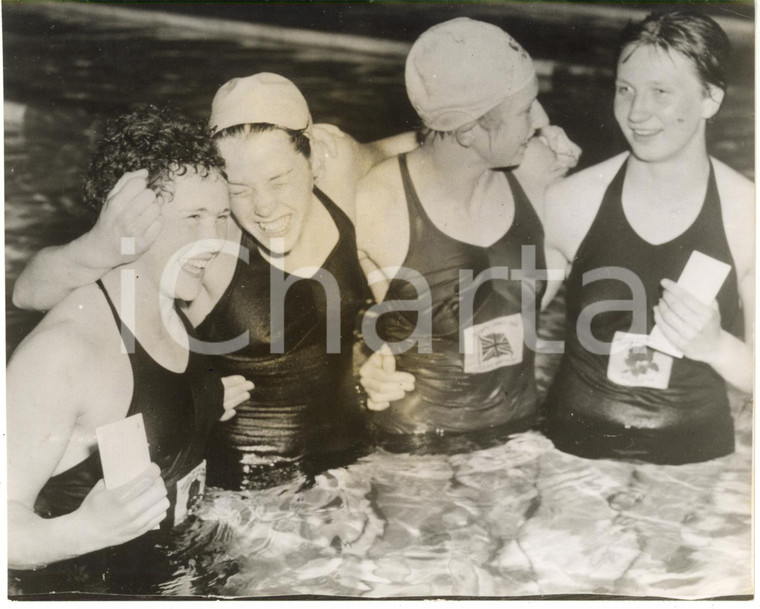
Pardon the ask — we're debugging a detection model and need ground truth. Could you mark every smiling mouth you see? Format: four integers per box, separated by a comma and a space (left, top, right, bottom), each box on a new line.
256, 215, 291, 236
181, 256, 215, 277
631, 128, 661, 140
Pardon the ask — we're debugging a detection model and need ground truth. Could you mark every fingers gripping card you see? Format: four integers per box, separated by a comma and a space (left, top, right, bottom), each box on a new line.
96, 413, 152, 490
462, 314, 524, 374
648, 250, 731, 358
608, 331, 673, 389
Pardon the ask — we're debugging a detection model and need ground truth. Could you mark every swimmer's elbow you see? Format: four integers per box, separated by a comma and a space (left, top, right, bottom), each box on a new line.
11, 276, 40, 312
7, 502, 50, 570
12, 256, 58, 311
11, 281, 26, 310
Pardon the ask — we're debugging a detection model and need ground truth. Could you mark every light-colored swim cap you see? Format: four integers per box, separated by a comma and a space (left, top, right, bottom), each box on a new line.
209, 72, 312, 137
405, 17, 536, 131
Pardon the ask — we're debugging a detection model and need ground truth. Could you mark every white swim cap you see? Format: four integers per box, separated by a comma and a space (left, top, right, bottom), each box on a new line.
405, 18, 536, 131
209, 72, 312, 137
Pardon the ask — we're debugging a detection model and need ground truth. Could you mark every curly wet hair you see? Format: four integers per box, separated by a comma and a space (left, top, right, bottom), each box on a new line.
83, 105, 225, 217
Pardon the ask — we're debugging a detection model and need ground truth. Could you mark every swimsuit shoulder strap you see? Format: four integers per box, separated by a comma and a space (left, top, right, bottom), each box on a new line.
96, 279, 137, 349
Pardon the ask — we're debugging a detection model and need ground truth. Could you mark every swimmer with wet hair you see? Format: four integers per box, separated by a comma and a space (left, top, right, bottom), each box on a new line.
8, 105, 252, 578
542, 10, 753, 463
356, 18, 581, 442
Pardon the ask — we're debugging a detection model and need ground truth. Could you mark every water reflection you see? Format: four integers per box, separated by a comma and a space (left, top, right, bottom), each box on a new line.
4, 3, 753, 599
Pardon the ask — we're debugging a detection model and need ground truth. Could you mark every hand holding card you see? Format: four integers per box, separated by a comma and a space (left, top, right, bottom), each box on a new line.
96, 413, 152, 489
96, 413, 161, 530
648, 250, 731, 358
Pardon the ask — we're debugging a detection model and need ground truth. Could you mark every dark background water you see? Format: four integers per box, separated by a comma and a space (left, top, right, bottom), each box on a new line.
3, 1, 754, 355
3, 3, 754, 599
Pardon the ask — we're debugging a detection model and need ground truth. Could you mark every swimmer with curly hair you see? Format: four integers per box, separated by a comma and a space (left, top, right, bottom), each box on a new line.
7, 105, 252, 578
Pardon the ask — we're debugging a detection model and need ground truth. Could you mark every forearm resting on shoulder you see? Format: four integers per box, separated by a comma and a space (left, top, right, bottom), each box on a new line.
359, 132, 418, 175
13, 233, 113, 311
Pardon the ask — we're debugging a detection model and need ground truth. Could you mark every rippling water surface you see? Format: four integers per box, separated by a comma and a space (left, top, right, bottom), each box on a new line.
4, 2, 754, 599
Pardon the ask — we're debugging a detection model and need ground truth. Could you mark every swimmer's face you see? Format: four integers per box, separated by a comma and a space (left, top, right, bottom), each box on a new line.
472, 76, 548, 168
614, 44, 722, 163
218, 129, 314, 256
144, 169, 230, 302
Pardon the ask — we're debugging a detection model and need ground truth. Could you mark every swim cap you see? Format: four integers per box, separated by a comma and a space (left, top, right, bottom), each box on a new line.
209, 72, 312, 137
405, 18, 536, 131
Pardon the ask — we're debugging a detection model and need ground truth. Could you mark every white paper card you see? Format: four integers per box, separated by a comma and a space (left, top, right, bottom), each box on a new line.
462, 314, 523, 373
608, 331, 673, 389
648, 250, 731, 358
96, 413, 151, 490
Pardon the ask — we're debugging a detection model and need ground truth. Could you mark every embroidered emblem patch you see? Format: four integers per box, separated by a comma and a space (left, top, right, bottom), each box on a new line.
462, 314, 524, 373
607, 331, 673, 389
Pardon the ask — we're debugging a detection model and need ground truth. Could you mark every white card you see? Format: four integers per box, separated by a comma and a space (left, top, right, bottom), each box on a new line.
96, 413, 151, 490
608, 331, 673, 389
648, 250, 731, 358
462, 314, 524, 373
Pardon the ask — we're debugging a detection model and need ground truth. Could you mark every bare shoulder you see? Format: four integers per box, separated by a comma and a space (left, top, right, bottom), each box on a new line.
356, 155, 406, 229
545, 152, 628, 259
312, 123, 363, 180
12, 283, 111, 370
8, 292, 103, 407
547, 152, 628, 207
357, 155, 404, 204
713, 157, 754, 215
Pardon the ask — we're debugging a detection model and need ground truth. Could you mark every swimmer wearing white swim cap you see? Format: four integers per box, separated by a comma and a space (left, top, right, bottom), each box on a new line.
356, 18, 582, 443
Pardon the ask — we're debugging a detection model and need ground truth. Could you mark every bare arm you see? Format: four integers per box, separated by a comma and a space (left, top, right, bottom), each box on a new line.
354, 159, 409, 302
655, 163, 755, 393
654, 277, 753, 394
7, 325, 168, 569
356, 131, 418, 177
712, 267, 753, 393
354, 164, 416, 409
13, 170, 162, 311
312, 123, 417, 178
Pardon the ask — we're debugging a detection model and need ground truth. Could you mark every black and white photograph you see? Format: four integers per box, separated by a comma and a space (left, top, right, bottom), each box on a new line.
3, 0, 754, 601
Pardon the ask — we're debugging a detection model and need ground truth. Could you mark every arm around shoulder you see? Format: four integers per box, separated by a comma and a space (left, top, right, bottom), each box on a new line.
12, 233, 113, 312
13, 169, 163, 312
357, 131, 418, 176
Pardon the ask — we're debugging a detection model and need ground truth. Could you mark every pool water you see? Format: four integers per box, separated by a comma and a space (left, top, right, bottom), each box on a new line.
4, 2, 754, 599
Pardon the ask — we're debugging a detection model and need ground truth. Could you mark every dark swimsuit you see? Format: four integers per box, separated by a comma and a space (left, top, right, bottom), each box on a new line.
11, 280, 224, 595
372, 154, 546, 440
543, 159, 741, 464
196, 187, 368, 489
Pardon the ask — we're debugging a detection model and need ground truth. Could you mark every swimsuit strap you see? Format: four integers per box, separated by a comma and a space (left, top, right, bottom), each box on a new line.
96, 278, 138, 349
313, 185, 354, 237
